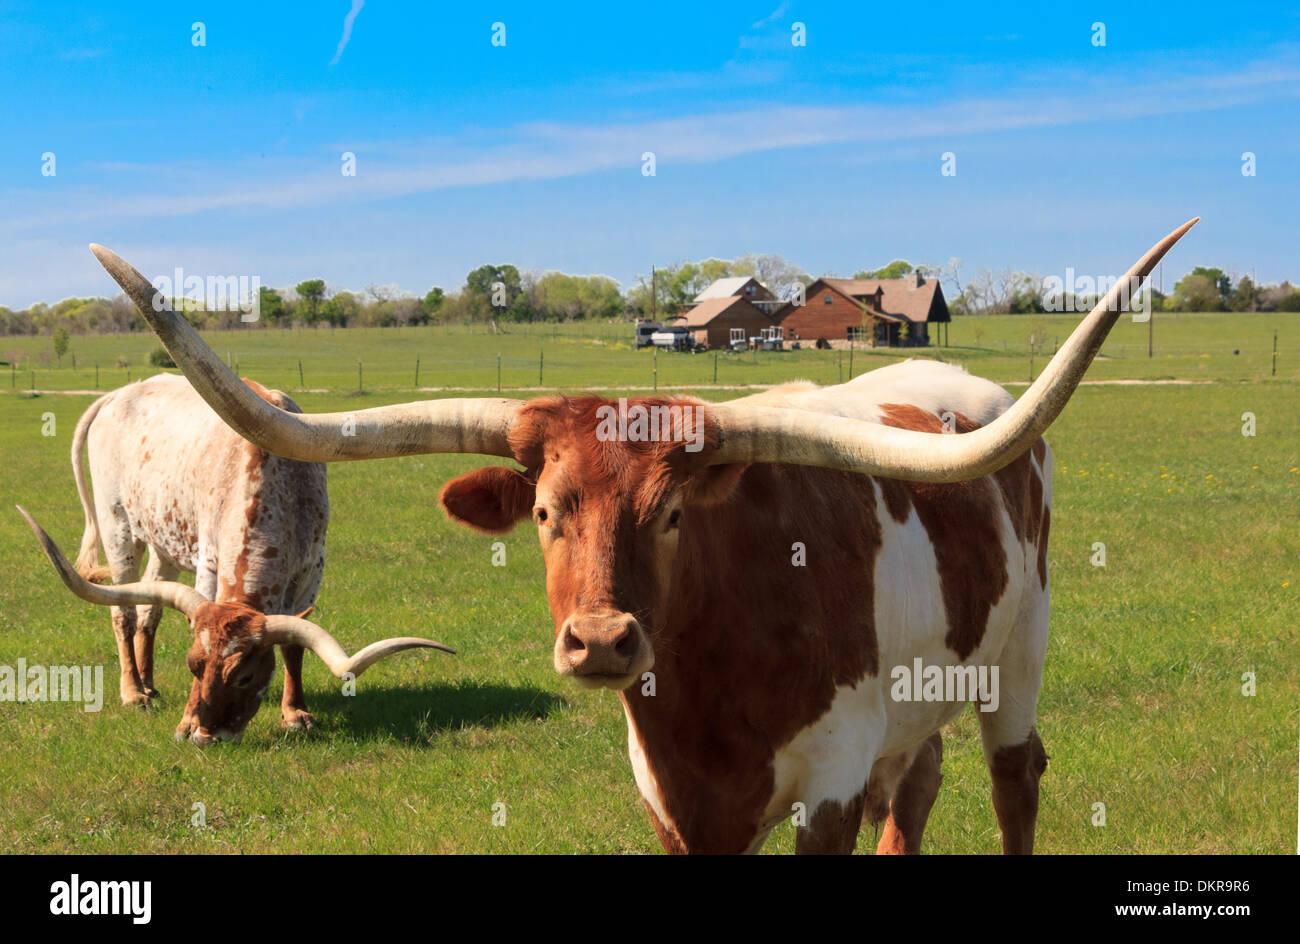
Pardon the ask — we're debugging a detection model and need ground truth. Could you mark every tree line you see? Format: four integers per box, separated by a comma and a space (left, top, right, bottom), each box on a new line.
3, 254, 1297, 338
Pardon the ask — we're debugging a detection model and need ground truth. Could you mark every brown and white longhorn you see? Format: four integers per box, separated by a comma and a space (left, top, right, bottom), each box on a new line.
20, 373, 450, 744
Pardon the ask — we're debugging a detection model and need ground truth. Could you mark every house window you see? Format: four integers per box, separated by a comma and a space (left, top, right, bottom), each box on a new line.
745, 284, 756, 295
770, 325, 784, 339
824, 294, 833, 305
730, 327, 746, 343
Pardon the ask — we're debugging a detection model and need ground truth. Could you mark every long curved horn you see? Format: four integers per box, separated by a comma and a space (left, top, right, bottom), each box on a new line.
17, 506, 206, 617
708, 218, 1199, 481
261, 614, 454, 677
89, 244, 522, 462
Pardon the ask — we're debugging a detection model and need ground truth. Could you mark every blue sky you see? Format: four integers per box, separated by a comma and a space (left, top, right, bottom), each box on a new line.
2, 0, 1298, 307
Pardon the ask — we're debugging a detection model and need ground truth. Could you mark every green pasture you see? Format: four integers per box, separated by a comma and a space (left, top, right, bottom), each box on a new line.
0, 310, 1294, 395
0, 313, 1295, 852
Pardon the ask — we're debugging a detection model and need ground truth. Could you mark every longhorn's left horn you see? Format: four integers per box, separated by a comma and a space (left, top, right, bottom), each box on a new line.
705, 218, 1199, 481
89, 244, 523, 463
260, 614, 454, 677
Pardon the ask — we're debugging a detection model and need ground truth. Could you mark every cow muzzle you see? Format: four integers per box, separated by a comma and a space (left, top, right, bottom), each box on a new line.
554, 610, 653, 690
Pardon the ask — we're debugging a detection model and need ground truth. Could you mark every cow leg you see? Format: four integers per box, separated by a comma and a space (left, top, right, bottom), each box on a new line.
105, 534, 149, 707
133, 547, 179, 702
796, 791, 867, 854
175, 678, 202, 742
978, 587, 1050, 854
874, 733, 943, 854
981, 725, 1047, 855
279, 644, 314, 730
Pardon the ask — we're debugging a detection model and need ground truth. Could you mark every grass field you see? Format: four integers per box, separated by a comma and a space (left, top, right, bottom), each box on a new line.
0, 314, 1296, 853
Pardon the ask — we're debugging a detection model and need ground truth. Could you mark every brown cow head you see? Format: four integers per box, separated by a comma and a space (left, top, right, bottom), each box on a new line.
440, 397, 744, 690
176, 602, 296, 745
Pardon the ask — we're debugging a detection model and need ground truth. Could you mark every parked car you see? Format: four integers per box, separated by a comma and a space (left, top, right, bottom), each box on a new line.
650, 326, 693, 352
634, 322, 661, 349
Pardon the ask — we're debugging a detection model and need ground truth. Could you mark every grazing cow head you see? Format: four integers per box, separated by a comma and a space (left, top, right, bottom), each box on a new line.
179, 601, 298, 743
439, 398, 744, 689
18, 507, 453, 744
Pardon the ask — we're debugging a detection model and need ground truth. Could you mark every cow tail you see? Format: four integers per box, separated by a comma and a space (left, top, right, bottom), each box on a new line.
72, 392, 113, 583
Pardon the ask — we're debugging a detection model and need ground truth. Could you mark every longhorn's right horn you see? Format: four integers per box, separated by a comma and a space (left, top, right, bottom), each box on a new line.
706, 218, 1200, 481
89, 244, 523, 463
18, 506, 206, 618
260, 614, 454, 677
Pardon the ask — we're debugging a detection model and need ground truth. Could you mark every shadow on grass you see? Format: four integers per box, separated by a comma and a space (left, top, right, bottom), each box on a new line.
302, 680, 567, 745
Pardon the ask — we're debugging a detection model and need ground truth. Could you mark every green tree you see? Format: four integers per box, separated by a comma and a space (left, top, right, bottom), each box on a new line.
258, 287, 285, 325
1188, 266, 1232, 302
1172, 273, 1223, 312
421, 287, 445, 323
854, 259, 914, 280
321, 290, 360, 327
465, 265, 522, 321
295, 279, 326, 324
52, 326, 70, 365
1229, 276, 1258, 311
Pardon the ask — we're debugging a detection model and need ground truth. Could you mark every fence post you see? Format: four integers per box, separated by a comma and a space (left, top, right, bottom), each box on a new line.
539, 349, 543, 386
298, 360, 304, 387
1273, 329, 1278, 377
654, 345, 658, 392
95, 363, 99, 389
838, 348, 843, 384
849, 339, 854, 378
497, 353, 502, 393
415, 356, 420, 388
357, 359, 362, 393
713, 353, 718, 384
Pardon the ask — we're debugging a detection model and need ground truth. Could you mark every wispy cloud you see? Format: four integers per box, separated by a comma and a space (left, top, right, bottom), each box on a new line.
750, 2, 789, 30
59, 47, 105, 61
329, 0, 365, 66
3, 57, 1296, 242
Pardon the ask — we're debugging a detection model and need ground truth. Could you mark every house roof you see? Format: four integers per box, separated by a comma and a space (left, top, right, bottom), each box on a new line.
819, 277, 944, 323
680, 296, 766, 327
694, 276, 766, 302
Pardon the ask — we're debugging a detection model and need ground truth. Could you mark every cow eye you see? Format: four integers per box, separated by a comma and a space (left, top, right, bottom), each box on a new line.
666, 509, 682, 529
534, 506, 548, 524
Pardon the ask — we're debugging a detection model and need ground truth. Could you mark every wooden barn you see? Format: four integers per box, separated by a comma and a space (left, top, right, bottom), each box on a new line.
779, 272, 950, 347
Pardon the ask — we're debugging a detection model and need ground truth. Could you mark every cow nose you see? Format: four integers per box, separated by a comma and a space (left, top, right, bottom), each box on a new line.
558, 613, 643, 678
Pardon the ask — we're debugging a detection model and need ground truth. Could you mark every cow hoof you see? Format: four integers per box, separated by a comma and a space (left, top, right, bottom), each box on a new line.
121, 691, 151, 708
281, 710, 315, 731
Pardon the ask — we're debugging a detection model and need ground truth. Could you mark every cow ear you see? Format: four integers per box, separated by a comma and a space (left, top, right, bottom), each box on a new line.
440, 467, 536, 534
685, 463, 746, 506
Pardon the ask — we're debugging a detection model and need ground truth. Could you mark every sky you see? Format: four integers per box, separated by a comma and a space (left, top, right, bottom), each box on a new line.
1, 0, 1298, 307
